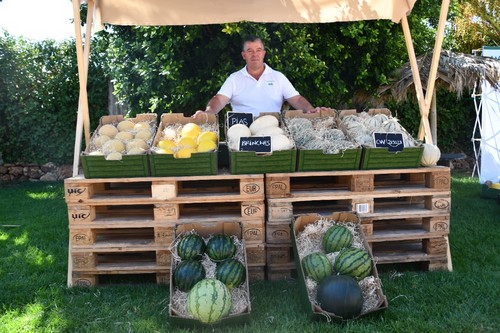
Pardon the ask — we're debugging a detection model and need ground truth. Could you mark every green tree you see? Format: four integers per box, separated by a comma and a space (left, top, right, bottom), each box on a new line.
102, 0, 446, 116
0, 33, 108, 164
452, 0, 499, 52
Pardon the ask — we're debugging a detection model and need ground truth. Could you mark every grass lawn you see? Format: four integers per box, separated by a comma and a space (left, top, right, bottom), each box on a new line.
0, 173, 499, 332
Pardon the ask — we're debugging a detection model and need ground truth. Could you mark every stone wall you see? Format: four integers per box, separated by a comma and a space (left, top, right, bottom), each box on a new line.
0, 162, 73, 182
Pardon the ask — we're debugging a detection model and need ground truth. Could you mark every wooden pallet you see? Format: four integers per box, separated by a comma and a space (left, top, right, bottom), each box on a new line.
267, 191, 450, 221
265, 167, 450, 198
65, 173, 265, 203
371, 236, 452, 271
67, 200, 265, 224
266, 262, 297, 281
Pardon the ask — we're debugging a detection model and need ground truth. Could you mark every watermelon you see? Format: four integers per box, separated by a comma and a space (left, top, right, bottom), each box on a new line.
302, 252, 333, 282
215, 258, 246, 290
206, 234, 236, 262
316, 274, 364, 319
187, 278, 232, 324
322, 224, 353, 253
334, 247, 372, 281
173, 259, 206, 292
177, 233, 206, 260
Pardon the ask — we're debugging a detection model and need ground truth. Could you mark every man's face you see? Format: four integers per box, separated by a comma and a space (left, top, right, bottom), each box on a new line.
241, 40, 266, 67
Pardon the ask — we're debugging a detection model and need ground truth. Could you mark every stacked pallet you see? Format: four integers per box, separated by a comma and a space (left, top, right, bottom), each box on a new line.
265, 166, 452, 273
64, 173, 266, 287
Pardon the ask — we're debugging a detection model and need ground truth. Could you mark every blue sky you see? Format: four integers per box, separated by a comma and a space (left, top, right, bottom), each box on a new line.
0, 0, 75, 41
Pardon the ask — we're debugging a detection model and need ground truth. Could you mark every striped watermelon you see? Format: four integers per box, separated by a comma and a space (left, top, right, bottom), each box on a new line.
177, 233, 206, 260
187, 278, 232, 324
334, 247, 372, 281
322, 224, 353, 253
302, 252, 333, 282
215, 258, 246, 290
206, 234, 236, 262
173, 259, 206, 292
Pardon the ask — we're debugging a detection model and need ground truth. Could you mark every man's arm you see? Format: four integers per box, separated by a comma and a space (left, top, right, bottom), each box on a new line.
286, 95, 320, 113
192, 94, 230, 119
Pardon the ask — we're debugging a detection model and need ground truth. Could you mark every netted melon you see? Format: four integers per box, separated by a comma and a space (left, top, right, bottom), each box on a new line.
98, 124, 118, 138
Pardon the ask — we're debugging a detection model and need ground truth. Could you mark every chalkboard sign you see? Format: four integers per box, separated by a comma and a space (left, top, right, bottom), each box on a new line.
373, 132, 405, 152
239, 136, 272, 153
227, 112, 253, 128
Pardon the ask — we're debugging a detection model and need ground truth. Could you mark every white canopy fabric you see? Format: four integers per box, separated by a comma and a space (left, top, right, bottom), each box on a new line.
94, 0, 417, 27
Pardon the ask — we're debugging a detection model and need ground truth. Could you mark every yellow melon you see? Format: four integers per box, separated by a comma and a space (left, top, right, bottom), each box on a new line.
197, 140, 217, 152
175, 147, 196, 159
197, 131, 218, 144
158, 139, 177, 150
181, 123, 202, 139
177, 137, 197, 149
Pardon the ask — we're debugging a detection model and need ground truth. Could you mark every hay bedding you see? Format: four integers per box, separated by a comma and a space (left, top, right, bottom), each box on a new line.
296, 217, 383, 316
169, 230, 250, 319
286, 117, 357, 154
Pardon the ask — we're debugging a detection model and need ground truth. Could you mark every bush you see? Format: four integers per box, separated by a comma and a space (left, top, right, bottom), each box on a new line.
0, 34, 108, 165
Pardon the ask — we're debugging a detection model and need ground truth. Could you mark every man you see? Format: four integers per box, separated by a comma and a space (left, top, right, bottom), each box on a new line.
193, 35, 320, 119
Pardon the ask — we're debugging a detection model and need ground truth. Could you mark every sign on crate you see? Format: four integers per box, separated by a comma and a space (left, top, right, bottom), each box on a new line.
227, 112, 253, 127
239, 136, 272, 153
373, 132, 404, 152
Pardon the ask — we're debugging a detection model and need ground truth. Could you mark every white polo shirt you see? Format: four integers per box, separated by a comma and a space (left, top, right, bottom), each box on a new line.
217, 64, 300, 116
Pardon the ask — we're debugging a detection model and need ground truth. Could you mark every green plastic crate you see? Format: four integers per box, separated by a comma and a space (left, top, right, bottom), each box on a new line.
81, 154, 150, 178
296, 148, 362, 171
229, 149, 297, 174
149, 151, 217, 176
360, 146, 424, 170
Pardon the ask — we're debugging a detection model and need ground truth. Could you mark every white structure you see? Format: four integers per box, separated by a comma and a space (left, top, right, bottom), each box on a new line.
472, 46, 500, 183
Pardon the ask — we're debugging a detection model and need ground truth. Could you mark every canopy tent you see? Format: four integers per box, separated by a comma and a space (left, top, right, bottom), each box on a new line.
71, 0, 450, 176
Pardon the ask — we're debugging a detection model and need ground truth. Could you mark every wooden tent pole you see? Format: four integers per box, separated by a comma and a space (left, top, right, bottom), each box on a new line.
420, 0, 450, 146
401, 16, 433, 145
71, 0, 94, 177
424, 0, 450, 108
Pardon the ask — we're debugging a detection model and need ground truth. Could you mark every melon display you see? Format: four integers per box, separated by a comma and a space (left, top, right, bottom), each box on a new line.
177, 234, 206, 260
334, 247, 372, 281
206, 234, 237, 262
173, 259, 206, 292
301, 252, 333, 283
187, 279, 232, 324
316, 275, 364, 319
322, 225, 353, 253
215, 258, 246, 290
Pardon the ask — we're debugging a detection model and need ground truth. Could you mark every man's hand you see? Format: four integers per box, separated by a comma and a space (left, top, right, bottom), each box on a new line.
192, 110, 210, 120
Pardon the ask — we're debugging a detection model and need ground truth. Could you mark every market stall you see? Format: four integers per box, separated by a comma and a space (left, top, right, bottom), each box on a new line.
65, 1, 453, 323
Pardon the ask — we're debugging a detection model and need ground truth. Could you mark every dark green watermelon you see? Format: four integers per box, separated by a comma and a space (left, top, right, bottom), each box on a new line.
206, 234, 236, 262
302, 252, 333, 283
334, 247, 372, 281
215, 258, 246, 290
173, 259, 206, 292
177, 233, 206, 260
316, 274, 364, 319
322, 224, 353, 253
